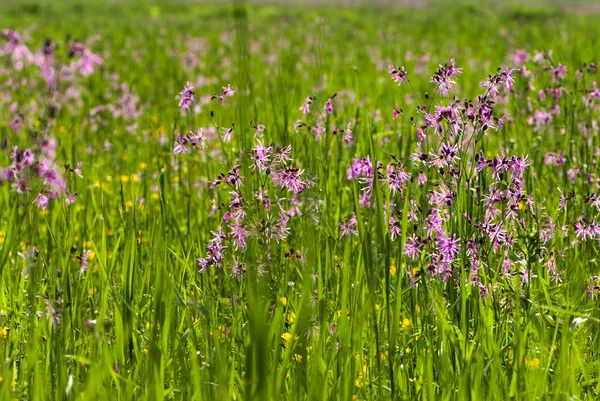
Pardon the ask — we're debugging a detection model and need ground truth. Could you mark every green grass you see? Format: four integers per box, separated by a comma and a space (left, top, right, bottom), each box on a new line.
1, 1, 600, 400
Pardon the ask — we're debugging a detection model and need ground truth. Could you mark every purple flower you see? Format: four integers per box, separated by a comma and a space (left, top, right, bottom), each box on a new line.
70, 43, 103, 76
388, 64, 408, 85
324, 98, 333, 115
251, 141, 272, 172
173, 133, 189, 154
436, 233, 460, 261
65, 191, 77, 205
222, 84, 235, 97
338, 213, 358, 238
79, 250, 92, 273
1, 29, 33, 70
404, 235, 424, 260
229, 220, 247, 250
299, 96, 313, 114
176, 81, 196, 111
36, 194, 49, 210
276, 167, 305, 194
73, 162, 84, 178
385, 163, 411, 195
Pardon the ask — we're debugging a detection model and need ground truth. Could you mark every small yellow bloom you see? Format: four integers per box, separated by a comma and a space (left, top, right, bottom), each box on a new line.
280, 297, 287, 307
120, 175, 130, 183
402, 318, 412, 328
293, 353, 302, 362
354, 379, 363, 388
287, 312, 296, 325
0, 327, 8, 338
281, 332, 298, 342
525, 356, 540, 370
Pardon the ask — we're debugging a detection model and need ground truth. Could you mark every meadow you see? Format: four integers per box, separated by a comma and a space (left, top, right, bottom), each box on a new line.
1, 1, 600, 400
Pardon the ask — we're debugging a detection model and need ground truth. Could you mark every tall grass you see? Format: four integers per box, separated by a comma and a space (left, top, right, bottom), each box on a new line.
0, 2, 599, 400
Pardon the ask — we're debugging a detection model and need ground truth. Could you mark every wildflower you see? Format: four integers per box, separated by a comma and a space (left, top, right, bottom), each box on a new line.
65, 191, 77, 205
173, 133, 189, 154
343, 123, 353, 144
229, 220, 247, 250
44, 296, 61, 327
222, 125, 234, 142
388, 64, 408, 85
78, 250, 92, 273
338, 213, 358, 238
222, 84, 235, 97
70, 42, 103, 76
276, 168, 305, 194
551, 64, 567, 82
251, 141, 271, 171
176, 81, 196, 111
299, 96, 313, 114
254, 124, 265, 138
385, 162, 411, 195
431, 60, 461, 94
73, 162, 84, 178
389, 216, 402, 240
324, 96, 334, 115
36, 194, 49, 210
313, 121, 326, 140
211, 84, 235, 105
404, 235, 424, 259
197, 228, 227, 273
1, 29, 33, 70
436, 233, 460, 261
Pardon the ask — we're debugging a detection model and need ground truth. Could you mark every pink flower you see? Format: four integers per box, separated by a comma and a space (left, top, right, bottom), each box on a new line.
70, 43, 103, 76
324, 97, 333, 115
299, 96, 313, 114
1, 30, 33, 70
36, 194, 49, 210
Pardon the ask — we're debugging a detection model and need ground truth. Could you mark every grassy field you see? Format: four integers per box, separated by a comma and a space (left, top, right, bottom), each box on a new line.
1, 1, 600, 400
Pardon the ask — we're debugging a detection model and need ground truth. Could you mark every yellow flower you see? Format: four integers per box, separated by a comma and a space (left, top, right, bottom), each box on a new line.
525, 356, 540, 370
287, 312, 296, 325
389, 258, 397, 275
281, 332, 298, 342
354, 379, 363, 388
402, 318, 412, 328
293, 353, 303, 362
120, 175, 130, 183
280, 297, 287, 307
0, 327, 8, 338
